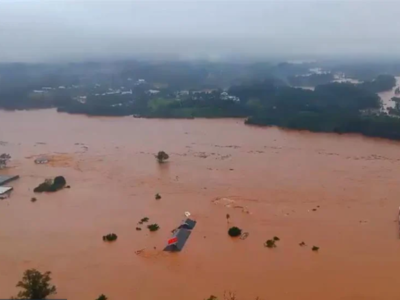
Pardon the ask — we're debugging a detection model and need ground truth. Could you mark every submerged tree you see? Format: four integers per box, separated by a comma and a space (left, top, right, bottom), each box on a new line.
206, 291, 262, 300
96, 294, 108, 300
228, 227, 242, 237
264, 239, 276, 248
156, 151, 169, 163
147, 224, 160, 231
226, 213, 230, 223
14, 269, 57, 299
0, 153, 11, 169
103, 233, 118, 242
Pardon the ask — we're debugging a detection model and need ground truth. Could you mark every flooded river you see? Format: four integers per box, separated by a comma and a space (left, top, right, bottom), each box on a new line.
379, 76, 400, 113
1, 109, 400, 300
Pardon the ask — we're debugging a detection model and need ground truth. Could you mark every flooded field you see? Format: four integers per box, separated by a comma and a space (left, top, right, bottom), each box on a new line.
1, 109, 400, 300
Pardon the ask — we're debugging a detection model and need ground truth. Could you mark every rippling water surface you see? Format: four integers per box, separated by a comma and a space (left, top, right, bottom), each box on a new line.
1, 109, 400, 300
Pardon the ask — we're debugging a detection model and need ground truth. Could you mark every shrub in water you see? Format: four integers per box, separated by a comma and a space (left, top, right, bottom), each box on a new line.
156, 151, 169, 163
273, 236, 280, 241
228, 226, 242, 237
53, 176, 66, 186
264, 239, 276, 248
96, 294, 108, 300
34, 176, 67, 193
155, 193, 161, 200
141, 217, 149, 223
147, 224, 160, 232
312, 246, 319, 251
103, 233, 118, 242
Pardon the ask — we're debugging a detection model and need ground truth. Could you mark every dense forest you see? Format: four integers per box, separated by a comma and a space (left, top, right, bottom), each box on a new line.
243, 81, 400, 140
1, 60, 400, 140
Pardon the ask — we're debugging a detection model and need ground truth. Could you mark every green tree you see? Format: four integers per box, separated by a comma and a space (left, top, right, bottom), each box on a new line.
228, 227, 242, 237
156, 151, 169, 163
14, 269, 57, 299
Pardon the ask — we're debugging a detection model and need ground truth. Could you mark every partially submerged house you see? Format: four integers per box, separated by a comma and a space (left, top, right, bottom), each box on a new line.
0, 175, 19, 199
164, 218, 197, 252
0, 186, 13, 199
0, 175, 19, 186
178, 218, 196, 230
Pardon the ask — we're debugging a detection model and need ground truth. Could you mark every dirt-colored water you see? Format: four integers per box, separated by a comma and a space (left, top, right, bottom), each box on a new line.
379, 76, 400, 113
1, 109, 400, 300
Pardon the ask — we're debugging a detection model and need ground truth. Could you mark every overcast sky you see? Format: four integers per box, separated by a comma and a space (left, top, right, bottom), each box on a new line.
0, 0, 399, 62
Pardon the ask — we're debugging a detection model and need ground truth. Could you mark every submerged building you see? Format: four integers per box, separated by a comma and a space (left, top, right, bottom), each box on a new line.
163, 218, 197, 252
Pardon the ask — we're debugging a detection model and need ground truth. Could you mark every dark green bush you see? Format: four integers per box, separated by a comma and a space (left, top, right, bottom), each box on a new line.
147, 224, 160, 232
53, 176, 66, 186
264, 239, 276, 248
103, 233, 118, 242
14, 269, 57, 299
33, 176, 67, 193
228, 226, 242, 237
96, 294, 108, 300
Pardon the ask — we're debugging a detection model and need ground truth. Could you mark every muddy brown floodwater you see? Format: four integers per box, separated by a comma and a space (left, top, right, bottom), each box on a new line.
2, 109, 400, 300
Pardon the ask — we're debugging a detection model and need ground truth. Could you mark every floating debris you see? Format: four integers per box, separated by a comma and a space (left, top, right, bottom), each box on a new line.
240, 232, 249, 240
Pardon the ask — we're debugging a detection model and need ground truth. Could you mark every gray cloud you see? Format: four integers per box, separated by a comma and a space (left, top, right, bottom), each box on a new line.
0, 0, 399, 62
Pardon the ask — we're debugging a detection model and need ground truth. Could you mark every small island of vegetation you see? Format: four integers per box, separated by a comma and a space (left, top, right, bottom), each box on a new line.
34, 176, 67, 193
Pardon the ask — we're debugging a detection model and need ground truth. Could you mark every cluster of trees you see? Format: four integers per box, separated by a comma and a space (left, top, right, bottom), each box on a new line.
241, 78, 400, 140
33, 176, 67, 193
359, 74, 397, 93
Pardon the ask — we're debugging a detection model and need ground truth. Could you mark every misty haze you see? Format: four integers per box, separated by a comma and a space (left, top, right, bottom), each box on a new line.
2, 1, 400, 300
1, 0, 400, 61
